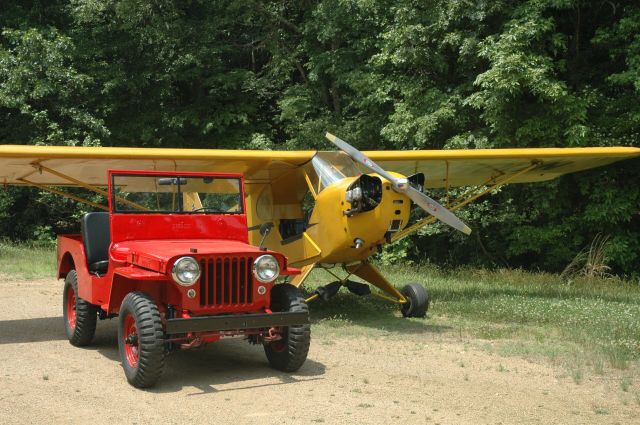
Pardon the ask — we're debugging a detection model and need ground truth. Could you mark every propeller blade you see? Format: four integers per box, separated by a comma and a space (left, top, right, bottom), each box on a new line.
405, 186, 471, 235
325, 131, 472, 235
325, 132, 399, 185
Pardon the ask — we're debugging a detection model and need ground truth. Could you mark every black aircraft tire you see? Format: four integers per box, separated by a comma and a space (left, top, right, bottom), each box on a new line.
118, 292, 166, 388
400, 283, 429, 318
264, 284, 311, 372
63, 270, 98, 346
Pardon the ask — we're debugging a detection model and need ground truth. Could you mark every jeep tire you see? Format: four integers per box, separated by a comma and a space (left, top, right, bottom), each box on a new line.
63, 270, 98, 346
264, 284, 311, 372
118, 292, 166, 388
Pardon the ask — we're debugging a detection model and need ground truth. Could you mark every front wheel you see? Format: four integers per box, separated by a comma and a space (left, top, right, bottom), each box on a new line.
264, 284, 311, 372
117, 292, 165, 388
400, 283, 429, 318
63, 270, 98, 346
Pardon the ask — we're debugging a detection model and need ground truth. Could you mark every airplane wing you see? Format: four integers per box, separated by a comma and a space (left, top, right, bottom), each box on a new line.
0, 145, 315, 186
365, 147, 640, 188
1, 144, 638, 190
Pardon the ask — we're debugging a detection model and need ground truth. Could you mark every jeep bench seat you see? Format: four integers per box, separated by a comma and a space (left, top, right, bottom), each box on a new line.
81, 212, 110, 274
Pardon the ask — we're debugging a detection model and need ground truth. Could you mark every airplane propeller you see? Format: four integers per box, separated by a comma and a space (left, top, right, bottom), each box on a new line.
325, 132, 472, 235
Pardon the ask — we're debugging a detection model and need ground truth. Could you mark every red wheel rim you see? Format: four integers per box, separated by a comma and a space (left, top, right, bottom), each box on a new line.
123, 314, 140, 368
66, 286, 77, 330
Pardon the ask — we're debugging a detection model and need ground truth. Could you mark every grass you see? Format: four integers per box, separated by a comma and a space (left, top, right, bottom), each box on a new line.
303, 263, 640, 372
0, 240, 57, 280
593, 357, 605, 375
593, 406, 609, 415
570, 368, 584, 385
621, 377, 632, 392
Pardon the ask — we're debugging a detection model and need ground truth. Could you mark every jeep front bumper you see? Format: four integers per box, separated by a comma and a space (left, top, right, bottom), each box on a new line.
165, 311, 309, 334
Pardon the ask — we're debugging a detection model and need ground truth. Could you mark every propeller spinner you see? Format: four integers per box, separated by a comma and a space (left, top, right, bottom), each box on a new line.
325, 132, 472, 235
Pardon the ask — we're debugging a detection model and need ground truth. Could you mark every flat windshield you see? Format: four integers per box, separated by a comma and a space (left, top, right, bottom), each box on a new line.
111, 174, 243, 214
309, 152, 362, 193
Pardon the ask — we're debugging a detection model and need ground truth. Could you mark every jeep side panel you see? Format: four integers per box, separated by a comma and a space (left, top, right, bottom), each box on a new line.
57, 234, 110, 305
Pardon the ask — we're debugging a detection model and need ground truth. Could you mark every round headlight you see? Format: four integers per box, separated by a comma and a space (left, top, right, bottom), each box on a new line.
253, 254, 280, 283
171, 256, 201, 286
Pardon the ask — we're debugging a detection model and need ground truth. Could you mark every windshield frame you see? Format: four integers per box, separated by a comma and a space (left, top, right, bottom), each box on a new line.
108, 170, 245, 215
306, 152, 363, 193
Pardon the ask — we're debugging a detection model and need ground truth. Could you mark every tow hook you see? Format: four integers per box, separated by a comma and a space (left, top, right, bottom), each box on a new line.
264, 327, 283, 343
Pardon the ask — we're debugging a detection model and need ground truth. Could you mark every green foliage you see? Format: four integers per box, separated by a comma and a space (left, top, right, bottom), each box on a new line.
0, 27, 107, 145
0, 0, 638, 275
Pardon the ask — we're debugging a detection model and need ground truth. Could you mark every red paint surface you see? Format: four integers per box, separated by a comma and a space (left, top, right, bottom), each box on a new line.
110, 214, 249, 245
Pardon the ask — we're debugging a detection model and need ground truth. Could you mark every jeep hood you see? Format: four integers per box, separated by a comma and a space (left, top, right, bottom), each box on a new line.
111, 239, 277, 273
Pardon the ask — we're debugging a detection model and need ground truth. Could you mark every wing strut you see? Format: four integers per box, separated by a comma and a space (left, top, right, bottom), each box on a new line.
17, 178, 108, 211
391, 161, 541, 243
25, 163, 148, 211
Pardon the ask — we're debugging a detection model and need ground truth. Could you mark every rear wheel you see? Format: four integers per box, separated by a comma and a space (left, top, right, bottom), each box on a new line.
63, 270, 98, 346
264, 284, 311, 372
118, 292, 165, 388
400, 283, 429, 318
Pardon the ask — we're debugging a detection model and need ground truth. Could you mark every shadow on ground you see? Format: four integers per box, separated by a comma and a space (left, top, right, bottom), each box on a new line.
305, 291, 451, 335
0, 316, 66, 344
90, 320, 326, 394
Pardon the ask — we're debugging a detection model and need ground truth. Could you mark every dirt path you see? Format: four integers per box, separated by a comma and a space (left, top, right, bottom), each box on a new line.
0, 278, 637, 425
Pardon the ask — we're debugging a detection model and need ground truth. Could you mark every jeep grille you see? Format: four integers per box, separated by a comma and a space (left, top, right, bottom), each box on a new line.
198, 257, 254, 307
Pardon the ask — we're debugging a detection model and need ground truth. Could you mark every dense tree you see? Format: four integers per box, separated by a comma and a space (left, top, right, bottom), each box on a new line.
0, 0, 638, 275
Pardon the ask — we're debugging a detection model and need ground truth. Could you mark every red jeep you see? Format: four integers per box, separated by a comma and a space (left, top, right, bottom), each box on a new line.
57, 169, 310, 388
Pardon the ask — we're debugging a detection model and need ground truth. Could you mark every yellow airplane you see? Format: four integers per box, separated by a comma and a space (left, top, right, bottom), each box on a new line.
0, 135, 638, 317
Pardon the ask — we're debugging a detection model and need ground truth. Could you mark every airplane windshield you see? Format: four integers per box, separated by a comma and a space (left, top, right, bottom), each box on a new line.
309, 152, 362, 193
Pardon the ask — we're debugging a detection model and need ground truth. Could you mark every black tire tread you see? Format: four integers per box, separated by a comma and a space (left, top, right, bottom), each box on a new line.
264, 284, 311, 372
400, 283, 429, 318
118, 292, 165, 388
63, 270, 98, 346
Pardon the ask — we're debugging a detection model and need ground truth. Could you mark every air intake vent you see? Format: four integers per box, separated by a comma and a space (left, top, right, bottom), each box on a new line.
199, 257, 254, 307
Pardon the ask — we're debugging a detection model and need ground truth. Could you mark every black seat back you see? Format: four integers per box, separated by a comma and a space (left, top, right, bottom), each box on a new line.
81, 212, 111, 268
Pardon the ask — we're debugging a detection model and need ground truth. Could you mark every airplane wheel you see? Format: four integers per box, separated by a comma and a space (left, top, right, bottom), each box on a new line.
63, 270, 98, 346
118, 292, 165, 388
400, 283, 429, 318
264, 284, 311, 372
